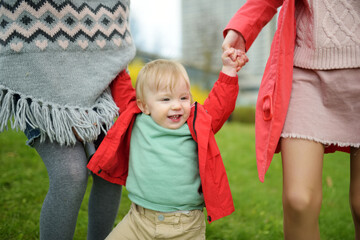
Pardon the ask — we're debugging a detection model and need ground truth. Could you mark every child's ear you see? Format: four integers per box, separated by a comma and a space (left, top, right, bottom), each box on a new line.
136, 99, 150, 115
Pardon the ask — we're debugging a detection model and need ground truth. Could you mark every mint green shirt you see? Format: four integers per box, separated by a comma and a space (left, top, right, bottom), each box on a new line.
126, 114, 204, 212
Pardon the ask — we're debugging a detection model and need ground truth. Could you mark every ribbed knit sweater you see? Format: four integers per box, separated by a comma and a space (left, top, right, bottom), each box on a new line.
294, 0, 360, 69
0, 0, 136, 145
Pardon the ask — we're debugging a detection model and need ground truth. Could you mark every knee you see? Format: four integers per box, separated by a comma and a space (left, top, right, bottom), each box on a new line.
283, 189, 322, 216
350, 193, 360, 219
48, 166, 88, 197
67, 167, 88, 186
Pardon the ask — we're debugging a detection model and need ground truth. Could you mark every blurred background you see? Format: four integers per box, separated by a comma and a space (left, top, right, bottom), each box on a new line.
129, 0, 277, 109
1, 2, 355, 239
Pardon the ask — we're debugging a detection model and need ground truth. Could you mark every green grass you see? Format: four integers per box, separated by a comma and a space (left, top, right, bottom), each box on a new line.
0, 123, 354, 239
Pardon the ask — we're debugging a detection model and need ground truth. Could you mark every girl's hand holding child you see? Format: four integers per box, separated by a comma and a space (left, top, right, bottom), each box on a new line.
222, 48, 248, 76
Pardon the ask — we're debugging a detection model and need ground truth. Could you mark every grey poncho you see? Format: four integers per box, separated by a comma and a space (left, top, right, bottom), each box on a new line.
0, 0, 136, 145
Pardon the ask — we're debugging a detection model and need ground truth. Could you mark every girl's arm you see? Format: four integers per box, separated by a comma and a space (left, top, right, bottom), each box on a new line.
224, 0, 283, 51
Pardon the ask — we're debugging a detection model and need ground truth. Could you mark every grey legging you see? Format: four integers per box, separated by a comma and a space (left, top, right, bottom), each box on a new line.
33, 138, 122, 240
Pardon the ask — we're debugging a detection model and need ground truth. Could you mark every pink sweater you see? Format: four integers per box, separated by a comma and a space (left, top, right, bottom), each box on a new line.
294, 0, 360, 69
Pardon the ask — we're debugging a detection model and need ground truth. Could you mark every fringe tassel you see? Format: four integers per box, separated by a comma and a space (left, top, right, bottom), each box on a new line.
0, 89, 14, 130
0, 86, 119, 146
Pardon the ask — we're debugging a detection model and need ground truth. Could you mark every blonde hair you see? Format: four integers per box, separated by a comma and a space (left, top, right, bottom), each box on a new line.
135, 59, 191, 102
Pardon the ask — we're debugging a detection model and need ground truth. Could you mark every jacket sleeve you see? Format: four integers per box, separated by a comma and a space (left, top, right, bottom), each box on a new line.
203, 72, 239, 134
110, 70, 136, 113
224, 0, 283, 51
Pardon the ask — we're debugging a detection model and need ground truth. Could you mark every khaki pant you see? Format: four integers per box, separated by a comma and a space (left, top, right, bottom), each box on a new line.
106, 203, 206, 240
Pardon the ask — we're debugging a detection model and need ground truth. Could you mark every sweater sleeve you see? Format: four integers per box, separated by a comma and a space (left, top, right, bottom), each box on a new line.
110, 70, 136, 113
203, 72, 239, 134
224, 0, 283, 51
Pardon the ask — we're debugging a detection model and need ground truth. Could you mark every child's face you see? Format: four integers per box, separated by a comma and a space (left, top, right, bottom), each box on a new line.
139, 78, 191, 129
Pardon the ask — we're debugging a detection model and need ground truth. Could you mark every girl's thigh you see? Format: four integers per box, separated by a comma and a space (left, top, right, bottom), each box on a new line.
281, 138, 324, 199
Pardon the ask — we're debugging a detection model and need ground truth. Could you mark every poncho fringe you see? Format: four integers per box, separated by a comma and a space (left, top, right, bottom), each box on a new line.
0, 85, 119, 146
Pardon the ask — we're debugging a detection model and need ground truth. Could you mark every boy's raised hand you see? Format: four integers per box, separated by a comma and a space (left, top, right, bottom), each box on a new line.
221, 48, 249, 77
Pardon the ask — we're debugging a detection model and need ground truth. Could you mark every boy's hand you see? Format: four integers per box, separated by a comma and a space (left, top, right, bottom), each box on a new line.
221, 48, 248, 77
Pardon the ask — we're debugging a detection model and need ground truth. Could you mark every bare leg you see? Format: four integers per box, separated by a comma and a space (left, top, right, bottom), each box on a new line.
281, 138, 324, 240
350, 147, 360, 240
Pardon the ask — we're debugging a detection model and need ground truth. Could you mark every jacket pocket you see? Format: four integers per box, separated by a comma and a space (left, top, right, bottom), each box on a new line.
262, 94, 273, 120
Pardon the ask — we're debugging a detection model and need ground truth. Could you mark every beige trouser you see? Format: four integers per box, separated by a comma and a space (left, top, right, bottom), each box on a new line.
106, 203, 206, 240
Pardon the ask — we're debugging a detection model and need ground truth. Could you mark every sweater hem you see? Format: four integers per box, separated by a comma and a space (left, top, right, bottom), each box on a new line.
0, 85, 119, 146
293, 45, 360, 70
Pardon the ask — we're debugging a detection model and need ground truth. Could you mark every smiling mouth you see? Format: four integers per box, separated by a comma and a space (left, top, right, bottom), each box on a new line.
168, 115, 182, 120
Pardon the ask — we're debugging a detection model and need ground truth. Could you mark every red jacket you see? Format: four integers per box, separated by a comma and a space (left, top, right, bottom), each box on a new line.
87, 71, 238, 223
225, 0, 350, 182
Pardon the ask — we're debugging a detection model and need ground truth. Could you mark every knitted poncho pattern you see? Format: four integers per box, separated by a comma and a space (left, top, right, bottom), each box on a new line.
0, 0, 136, 145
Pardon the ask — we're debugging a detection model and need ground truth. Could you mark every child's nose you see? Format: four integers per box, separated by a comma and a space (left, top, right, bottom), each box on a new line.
171, 101, 181, 110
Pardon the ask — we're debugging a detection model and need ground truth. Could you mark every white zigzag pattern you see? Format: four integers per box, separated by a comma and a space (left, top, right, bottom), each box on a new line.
0, 1, 129, 40
1, 2, 128, 22
0, 21, 129, 40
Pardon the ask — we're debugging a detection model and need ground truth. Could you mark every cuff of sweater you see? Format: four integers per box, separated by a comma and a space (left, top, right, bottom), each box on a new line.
219, 71, 239, 84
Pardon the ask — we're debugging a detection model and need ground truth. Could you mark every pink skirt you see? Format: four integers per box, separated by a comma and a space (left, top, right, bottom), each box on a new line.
281, 67, 360, 148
